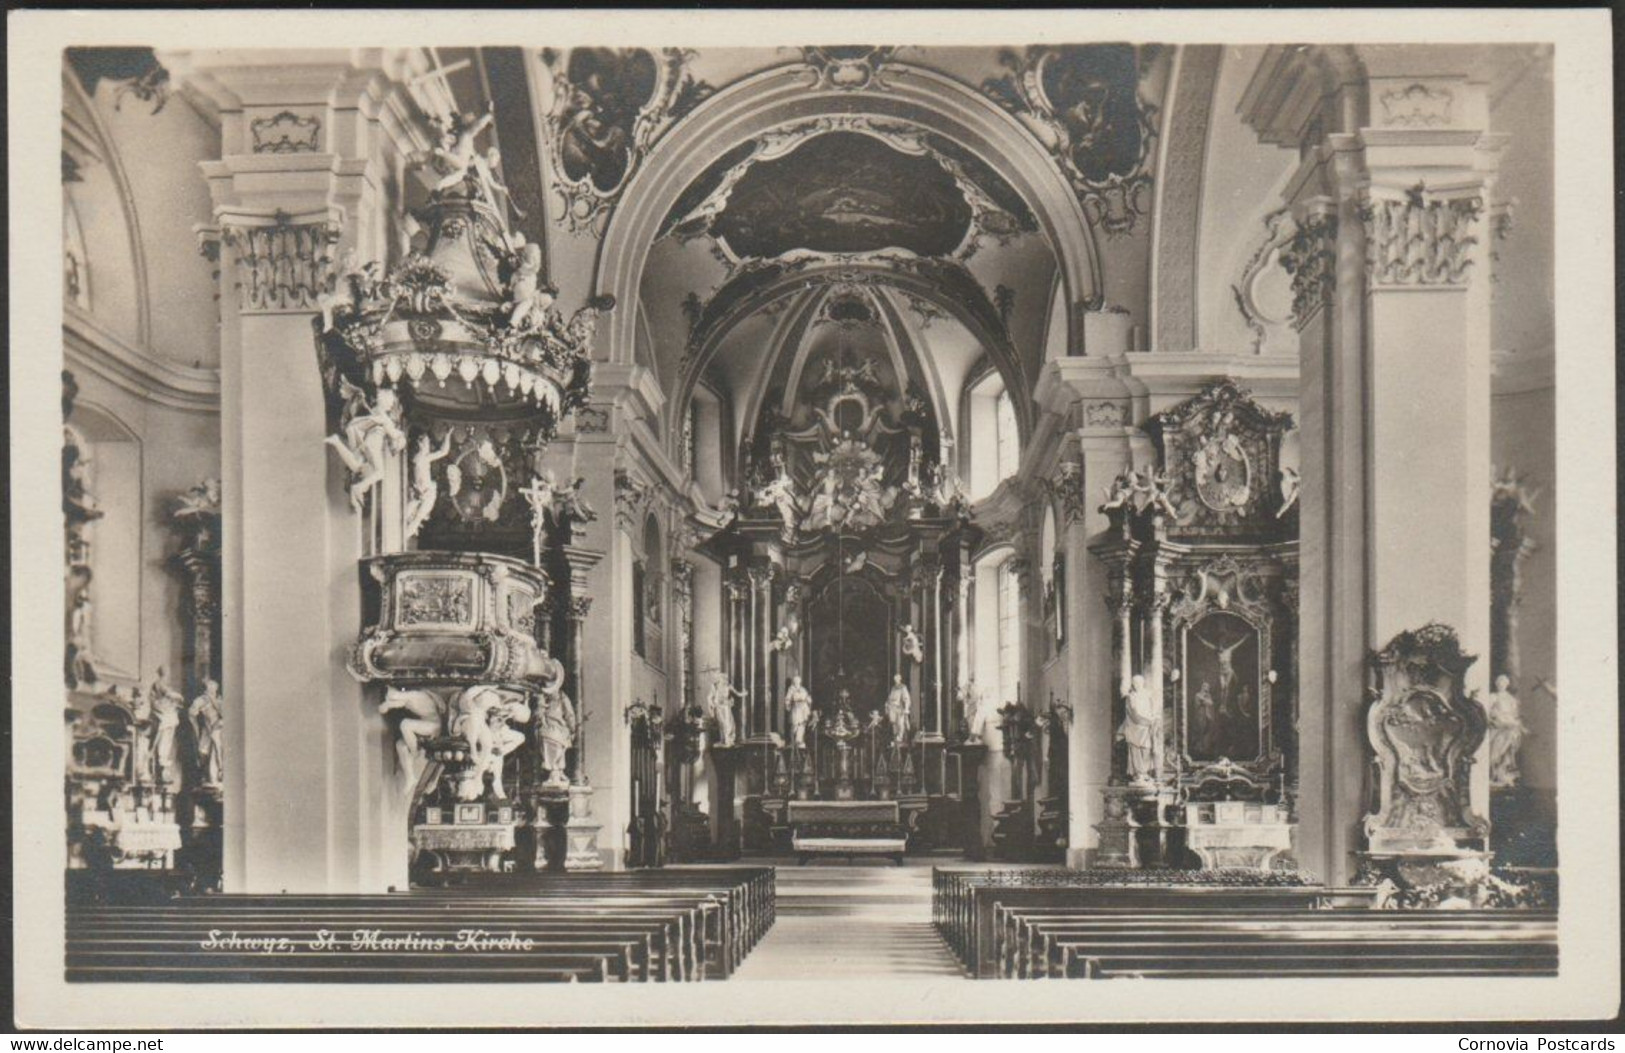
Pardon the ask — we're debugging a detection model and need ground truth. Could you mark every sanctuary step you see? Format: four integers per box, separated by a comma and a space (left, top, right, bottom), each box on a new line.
66, 868, 774, 983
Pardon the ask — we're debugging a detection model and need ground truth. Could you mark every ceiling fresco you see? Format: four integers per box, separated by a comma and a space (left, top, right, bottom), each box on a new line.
711, 132, 974, 258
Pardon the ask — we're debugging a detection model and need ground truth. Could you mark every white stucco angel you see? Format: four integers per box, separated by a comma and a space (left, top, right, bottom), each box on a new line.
404, 430, 455, 540
379, 687, 446, 795
506, 243, 560, 331
1135, 467, 1181, 521
771, 613, 800, 653
1276, 465, 1301, 518
1099, 469, 1136, 513
900, 623, 925, 664
325, 382, 407, 513
754, 463, 802, 540
451, 684, 529, 800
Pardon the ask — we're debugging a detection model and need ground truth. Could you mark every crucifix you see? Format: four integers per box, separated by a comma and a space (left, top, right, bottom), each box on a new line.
518, 476, 557, 567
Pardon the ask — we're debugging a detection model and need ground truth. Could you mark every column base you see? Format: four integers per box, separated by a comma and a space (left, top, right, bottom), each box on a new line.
564, 785, 604, 871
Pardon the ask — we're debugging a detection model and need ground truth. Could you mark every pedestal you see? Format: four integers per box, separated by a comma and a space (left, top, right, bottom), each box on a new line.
1093, 785, 1141, 868
564, 784, 604, 870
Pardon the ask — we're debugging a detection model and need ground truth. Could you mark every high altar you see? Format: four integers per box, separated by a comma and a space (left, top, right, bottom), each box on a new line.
695, 294, 985, 854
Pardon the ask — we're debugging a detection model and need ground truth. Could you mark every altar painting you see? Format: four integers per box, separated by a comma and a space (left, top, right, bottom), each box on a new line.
1182, 610, 1263, 763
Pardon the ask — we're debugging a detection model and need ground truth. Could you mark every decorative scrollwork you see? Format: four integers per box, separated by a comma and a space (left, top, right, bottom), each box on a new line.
250, 110, 321, 154
1277, 208, 1338, 329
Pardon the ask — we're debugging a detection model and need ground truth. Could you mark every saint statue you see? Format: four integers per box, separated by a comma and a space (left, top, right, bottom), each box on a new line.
535, 658, 577, 788
784, 676, 813, 749
885, 674, 912, 747
1485, 674, 1527, 788
379, 687, 446, 793
404, 431, 455, 540
1117, 672, 1162, 786
188, 678, 225, 790
1192, 680, 1218, 758
127, 684, 155, 786
706, 672, 745, 747
960, 677, 987, 743
148, 667, 185, 790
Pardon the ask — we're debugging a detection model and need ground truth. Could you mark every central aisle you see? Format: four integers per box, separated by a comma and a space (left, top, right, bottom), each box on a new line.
731, 861, 965, 980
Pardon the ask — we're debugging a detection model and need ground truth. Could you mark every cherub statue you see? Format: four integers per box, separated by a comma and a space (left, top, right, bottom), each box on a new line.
1135, 467, 1180, 520
714, 489, 741, 529
404, 431, 455, 539
771, 613, 800, 654
900, 623, 925, 664
325, 382, 407, 512
505, 243, 559, 331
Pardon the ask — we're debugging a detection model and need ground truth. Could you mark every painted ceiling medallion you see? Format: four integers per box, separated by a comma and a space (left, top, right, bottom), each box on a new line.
981, 44, 1158, 235
541, 47, 715, 234
659, 117, 1036, 264
713, 132, 972, 258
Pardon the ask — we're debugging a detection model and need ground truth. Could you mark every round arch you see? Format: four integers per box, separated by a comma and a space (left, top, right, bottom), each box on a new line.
593, 61, 1101, 377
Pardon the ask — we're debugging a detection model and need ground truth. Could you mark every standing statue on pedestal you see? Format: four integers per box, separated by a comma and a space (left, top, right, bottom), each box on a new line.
188, 678, 225, 790
1117, 672, 1162, 787
404, 430, 455, 539
706, 671, 744, 747
784, 675, 813, 749
148, 668, 185, 790
959, 677, 987, 742
536, 658, 577, 789
1485, 674, 1527, 788
325, 381, 407, 513
885, 674, 912, 747
127, 684, 155, 785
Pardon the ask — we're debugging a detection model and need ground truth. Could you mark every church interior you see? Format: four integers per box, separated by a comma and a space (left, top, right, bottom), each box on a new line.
58, 41, 1562, 985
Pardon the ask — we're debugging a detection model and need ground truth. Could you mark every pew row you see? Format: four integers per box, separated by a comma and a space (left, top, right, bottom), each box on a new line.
67, 867, 774, 983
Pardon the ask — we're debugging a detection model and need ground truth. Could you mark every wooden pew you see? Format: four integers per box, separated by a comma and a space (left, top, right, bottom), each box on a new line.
999, 908, 1558, 979
67, 867, 776, 984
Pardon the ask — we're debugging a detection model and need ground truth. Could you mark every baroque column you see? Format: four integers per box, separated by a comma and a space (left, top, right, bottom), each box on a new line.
165, 49, 436, 893
1243, 45, 1504, 883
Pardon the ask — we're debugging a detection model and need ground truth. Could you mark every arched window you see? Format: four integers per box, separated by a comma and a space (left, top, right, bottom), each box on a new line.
636, 514, 664, 665
996, 558, 1021, 707
966, 370, 1021, 501
973, 545, 1024, 718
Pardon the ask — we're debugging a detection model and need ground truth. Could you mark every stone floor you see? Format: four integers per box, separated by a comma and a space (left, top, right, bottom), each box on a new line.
730, 859, 965, 980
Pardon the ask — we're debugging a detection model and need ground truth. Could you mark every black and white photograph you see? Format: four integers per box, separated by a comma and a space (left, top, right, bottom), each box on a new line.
8, 7, 1618, 1030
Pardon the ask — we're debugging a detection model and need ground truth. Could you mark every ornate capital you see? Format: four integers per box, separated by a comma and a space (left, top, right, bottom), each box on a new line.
1360, 185, 1483, 288
1045, 459, 1089, 524
613, 467, 652, 531
220, 213, 340, 313
1277, 205, 1338, 329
